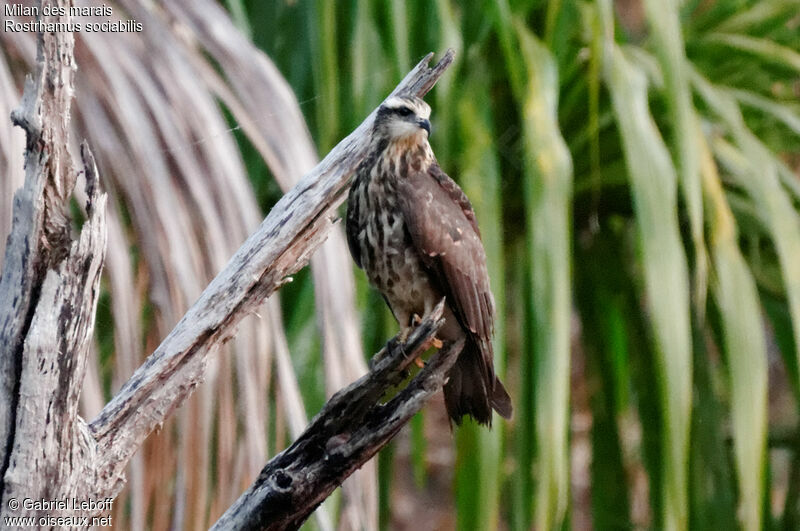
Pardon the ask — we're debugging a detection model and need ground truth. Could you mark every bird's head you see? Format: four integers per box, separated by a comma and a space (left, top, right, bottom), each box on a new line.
374, 95, 432, 143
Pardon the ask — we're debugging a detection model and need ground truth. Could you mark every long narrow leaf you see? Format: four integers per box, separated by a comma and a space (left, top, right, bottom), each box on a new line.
703, 33, 800, 73
699, 132, 768, 531
454, 68, 506, 531
598, 2, 694, 525
517, 24, 574, 531
692, 70, 800, 398
643, 0, 707, 315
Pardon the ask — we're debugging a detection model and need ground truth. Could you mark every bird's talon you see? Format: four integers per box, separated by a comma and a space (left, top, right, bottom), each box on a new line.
414, 357, 425, 368
411, 314, 422, 326
431, 337, 443, 349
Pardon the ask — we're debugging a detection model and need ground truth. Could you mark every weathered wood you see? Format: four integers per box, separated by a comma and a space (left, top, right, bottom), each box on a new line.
2, 143, 107, 511
0, 0, 80, 493
212, 302, 461, 531
0, 0, 111, 521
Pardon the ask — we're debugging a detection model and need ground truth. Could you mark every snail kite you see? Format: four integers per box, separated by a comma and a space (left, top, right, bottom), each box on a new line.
346, 95, 512, 426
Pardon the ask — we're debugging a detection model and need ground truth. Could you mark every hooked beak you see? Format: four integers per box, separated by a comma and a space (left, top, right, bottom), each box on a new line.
418, 118, 431, 136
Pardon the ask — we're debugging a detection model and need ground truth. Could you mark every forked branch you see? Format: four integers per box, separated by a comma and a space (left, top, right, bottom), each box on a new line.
213, 301, 460, 530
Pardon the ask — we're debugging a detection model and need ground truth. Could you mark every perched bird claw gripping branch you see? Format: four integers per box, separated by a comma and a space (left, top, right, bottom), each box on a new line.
346, 94, 513, 425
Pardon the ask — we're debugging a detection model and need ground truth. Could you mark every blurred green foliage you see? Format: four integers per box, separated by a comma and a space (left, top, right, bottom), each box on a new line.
230, 0, 800, 529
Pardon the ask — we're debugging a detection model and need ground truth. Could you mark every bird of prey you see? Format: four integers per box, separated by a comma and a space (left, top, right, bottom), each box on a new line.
346, 94, 512, 426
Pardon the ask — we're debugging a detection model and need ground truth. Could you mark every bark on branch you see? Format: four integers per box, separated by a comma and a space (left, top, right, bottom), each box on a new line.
213, 301, 461, 530
0, 0, 108, 513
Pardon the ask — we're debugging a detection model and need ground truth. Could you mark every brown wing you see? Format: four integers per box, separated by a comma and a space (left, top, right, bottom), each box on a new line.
345, 181, 363, 269
397, 164, 496, 376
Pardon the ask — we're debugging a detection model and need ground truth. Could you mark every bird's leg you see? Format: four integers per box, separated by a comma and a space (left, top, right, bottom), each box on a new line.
369, 310, 413, 371
397, 326, 413, 344
406, 313, 442, 366
399, 313, 428, 367
395, 310, 419, 344
420, 301, 443, 349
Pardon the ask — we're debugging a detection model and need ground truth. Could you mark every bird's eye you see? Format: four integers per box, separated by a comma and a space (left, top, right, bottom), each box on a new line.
396, 107, 414, 117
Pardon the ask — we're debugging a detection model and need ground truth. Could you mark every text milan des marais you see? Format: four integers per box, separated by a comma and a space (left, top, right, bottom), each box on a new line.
4, 4, 142, 33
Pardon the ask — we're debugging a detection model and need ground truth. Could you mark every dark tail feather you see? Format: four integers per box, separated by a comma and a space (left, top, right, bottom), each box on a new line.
443, 340, 513, 426
490, 377, 513, 420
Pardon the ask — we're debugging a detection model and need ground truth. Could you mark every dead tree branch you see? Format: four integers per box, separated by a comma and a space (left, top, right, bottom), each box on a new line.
0, 0, 108, 512
1, 144, 107, 507
212, 301, 461, 531
0, 0, 79, 475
